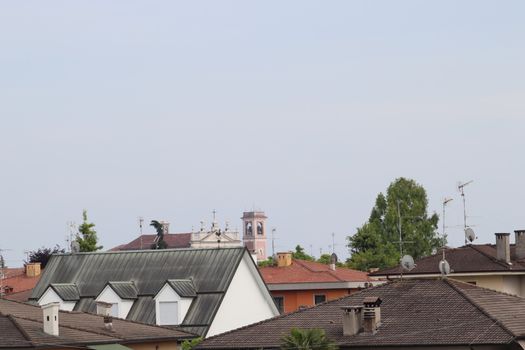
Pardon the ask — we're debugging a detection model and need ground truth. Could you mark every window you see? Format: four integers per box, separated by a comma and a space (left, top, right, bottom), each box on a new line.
273, 296, 284, 313
110, 303, 119, 317
159, 301, 179, 325
314, 294, 326, 305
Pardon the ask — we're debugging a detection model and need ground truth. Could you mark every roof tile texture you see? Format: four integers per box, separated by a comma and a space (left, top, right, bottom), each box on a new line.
199, 279, 517, 349
0, 298, 193, 347
260, 259, 371, 284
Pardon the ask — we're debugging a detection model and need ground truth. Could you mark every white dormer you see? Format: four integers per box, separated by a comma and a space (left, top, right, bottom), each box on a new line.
38, 284, 78, 311
154, 279, 196, 326
95, 281, 137, 319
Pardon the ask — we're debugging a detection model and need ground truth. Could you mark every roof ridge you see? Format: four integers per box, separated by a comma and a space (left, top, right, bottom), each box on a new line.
53, 246, 245, 256
467, 245, 512, 270
6, 314, 35, 344
444, 279, 515, 338
200, 281, 393, 343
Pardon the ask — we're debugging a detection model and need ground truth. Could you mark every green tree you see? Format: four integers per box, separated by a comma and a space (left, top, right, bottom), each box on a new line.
347, 177, 440, 271
76, 210, 102, 252
27, 245, 65, 268
181, 337, 202, 350
258, 256, 275, 267
281, 328, 337, 350
292, 245, 314, 261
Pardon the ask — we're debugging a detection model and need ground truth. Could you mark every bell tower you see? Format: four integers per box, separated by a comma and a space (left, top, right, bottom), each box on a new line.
242, 211, 267, 261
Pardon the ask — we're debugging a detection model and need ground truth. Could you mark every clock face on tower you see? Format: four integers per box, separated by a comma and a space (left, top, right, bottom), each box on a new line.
246, 222, 253, 236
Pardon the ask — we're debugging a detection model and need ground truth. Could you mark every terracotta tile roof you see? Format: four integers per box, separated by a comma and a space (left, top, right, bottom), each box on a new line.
1, 268, 41, 299
371, 244, 525, 276
198, 279, 520, 349
110, 233, 192, 250
259, 259, 371, 285
0, 298, 194, 348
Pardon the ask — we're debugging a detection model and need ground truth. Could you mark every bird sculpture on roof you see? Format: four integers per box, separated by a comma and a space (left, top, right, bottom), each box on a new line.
150, 220, 168, 249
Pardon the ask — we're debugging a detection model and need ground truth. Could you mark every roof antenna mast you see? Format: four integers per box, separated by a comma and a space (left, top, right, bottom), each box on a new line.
458, 180, 476, 245
439, 198, 453, 277
396, 200, 415, 278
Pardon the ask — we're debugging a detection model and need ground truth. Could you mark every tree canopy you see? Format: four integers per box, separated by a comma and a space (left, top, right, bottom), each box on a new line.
347, 177, 440, 271
27, 245, 65, 268
292, 245, 314, 261
76, 210, 102, 252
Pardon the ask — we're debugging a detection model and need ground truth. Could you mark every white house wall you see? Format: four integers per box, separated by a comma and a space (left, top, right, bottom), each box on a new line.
207, 252, 278, 337
38, 288, 76, 311
96, 286, 134, 319
154, 283, 193, 325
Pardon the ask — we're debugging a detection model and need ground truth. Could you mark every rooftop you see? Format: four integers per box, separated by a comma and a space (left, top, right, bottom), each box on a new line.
260, 259, 372, 285
0, 298, 193, 348
371, 244, 525, 276
30, 247, 248, 336
110, 232, 193, 251
198, 278, 525, 349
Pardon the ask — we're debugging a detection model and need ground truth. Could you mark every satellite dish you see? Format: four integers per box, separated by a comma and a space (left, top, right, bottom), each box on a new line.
71, 241, 80, 253
330, 253, 338, 265
465, 227, 476, 243
400, 255, 415, 271
439, 259, 450, 275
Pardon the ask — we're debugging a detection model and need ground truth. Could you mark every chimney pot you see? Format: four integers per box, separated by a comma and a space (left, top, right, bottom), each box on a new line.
276, 252, 293, 267
25, 263, 41, 277
362, 296, 382, 333
42, 302, 60, 336
104, 315, 113, 331
341, 306, 363, 336
495, 233, 511, 263
96, 301, 113, 316
515, 230, 525, 260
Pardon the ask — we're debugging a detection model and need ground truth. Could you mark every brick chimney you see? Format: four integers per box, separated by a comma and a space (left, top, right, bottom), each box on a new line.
495, 233, 511, 263
42, 302, 60, 336
363, 296, 382, 333
277, 252, 292, 267
25, 262, 41, 277
341, 306, 363, 336
515, 230, 525, 260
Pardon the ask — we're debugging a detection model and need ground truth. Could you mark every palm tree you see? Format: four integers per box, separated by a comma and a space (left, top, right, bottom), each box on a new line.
281, 328, 337, 350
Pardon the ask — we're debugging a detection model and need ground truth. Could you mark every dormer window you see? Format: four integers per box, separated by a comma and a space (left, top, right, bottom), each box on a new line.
96, 281, 138, 319
154, 279, 196, 326
38, 283, 79, 311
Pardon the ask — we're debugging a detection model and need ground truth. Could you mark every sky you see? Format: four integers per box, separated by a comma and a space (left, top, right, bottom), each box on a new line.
1, 1, 524, 266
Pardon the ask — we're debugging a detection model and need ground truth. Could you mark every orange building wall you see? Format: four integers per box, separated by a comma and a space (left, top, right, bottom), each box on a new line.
271, 289, 359, 314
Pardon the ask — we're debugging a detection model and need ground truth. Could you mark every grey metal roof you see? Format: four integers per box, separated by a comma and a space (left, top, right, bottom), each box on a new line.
50, 283, 80, 301
166, 279, 197, 298
107, 281, 138, 299
126, 296, 156, 324
182, 293, 223, 326
31, 247, 246, 336
73, 297, 97, 314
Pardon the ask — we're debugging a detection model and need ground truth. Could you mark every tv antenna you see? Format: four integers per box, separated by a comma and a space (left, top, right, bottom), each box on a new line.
65, 221, 77, 253
458, 180, 475, 245
395, 200, 415, 276
440, 198, 453, 275
138, 217, 144, 249
271, 228, 276, 258
442, 198, 453, 247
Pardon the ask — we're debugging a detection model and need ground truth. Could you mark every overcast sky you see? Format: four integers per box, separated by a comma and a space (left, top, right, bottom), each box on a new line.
1, 1, 524, 266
